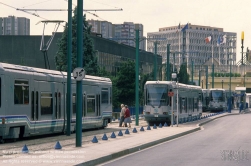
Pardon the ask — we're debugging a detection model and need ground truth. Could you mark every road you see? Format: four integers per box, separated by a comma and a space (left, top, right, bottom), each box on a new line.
101, 114, 251, 166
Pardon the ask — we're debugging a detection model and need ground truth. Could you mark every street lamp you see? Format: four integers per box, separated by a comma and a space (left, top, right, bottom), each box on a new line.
222, 80, 224, 89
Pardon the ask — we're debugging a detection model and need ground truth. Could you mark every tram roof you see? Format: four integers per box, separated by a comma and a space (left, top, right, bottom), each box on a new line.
0, 62, 111, 82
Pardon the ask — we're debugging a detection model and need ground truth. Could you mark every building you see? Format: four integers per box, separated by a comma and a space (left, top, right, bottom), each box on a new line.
0, 16, 30, 35
0, 33, 162, 78
147, 23, 237, 68
87, 20, 146, 51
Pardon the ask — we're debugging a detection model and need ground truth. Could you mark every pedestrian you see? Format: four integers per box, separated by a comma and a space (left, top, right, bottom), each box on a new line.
124, 105, 132, 128
119, 104, 126, 127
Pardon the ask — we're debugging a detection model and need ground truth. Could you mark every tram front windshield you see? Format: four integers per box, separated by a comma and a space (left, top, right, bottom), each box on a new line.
210, 90, 224, 101
146, 86, 168, 107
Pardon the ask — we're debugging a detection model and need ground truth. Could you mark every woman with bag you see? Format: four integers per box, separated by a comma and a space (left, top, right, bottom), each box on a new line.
124, 105, 132, 128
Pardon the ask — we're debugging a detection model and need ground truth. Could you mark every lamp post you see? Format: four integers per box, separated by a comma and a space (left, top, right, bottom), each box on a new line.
222, 80, 224, 89
171, 73, 177, 127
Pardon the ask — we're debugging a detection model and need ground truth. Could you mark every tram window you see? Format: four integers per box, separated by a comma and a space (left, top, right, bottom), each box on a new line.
0, 77, 1, 107
72, 93, 76, 114
87, 95, 95, 114
14, 80, 29, 104
101, 88, 109, 104
40, 92, 53, 115
110, 87, 112, 104
58, 93, 61, 118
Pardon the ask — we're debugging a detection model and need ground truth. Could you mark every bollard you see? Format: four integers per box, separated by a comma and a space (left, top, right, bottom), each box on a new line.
110, 132, 116, 138
140, 126, 144, 131
153, 124, 157, 129
118, 130, 123, 136
102, 133, 108, 140
125, 129, 130, 134
132, 128, 137, 133
164, 122, 168, 127
54, 141, 62, 149
92, 136, 98, 143
147, 125, 151, 130
159, 123, 162, 128
22, 144, 29, 153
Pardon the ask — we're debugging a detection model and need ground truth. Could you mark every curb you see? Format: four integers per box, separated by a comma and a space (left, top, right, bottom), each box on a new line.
79, 127, 200, 166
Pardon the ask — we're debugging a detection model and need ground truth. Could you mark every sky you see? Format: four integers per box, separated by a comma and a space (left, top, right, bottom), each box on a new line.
0, 0, 251, 62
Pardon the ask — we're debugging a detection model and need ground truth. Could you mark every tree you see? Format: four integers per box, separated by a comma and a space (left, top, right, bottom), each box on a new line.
112, 60, 136, 108
55, 7, 99, 76
178, 63, 189, 84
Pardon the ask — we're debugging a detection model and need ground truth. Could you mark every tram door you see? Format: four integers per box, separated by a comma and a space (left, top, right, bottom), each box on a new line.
32, 81, 62, 132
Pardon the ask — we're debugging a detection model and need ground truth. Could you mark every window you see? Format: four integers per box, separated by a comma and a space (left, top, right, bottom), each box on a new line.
41, 93, 53, 115
101, 88, 109, 104
72, 93, 76, 114
14, 80, 29, 104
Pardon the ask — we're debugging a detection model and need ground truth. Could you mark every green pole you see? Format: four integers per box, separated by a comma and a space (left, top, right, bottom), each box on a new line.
76, 0, 83, 147
166, 44, 170, 81
173, 53, 175, 72
229, 60, 232, 111
135, 29, 139, 126
66, 0, 72, 136
192, 61, 194, 84
212, 63, 214, 88
198, 70, 201, 86
154, 42, 157, 80
206, 66, 208, 89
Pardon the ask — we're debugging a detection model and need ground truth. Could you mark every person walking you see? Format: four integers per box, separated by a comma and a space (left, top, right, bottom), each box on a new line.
124, 105, 132, 128
119, 104, 126, 127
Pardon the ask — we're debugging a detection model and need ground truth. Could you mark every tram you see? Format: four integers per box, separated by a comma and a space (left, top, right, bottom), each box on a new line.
207, 88, 227, 112
143, 81, 202, 125
0, 62, 112, 142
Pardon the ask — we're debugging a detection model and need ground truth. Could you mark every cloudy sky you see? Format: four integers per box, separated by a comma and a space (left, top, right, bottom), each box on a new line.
1, 0, 251, 61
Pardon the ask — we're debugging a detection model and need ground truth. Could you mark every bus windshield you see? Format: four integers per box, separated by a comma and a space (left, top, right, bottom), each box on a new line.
210, 90, 224, 101
146, 86, 168, 107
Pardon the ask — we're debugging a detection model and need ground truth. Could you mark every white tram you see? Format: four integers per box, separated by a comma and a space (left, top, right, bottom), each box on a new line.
0, 63, 112, 142
207, 88, 227, 112
143, 81, 202, 125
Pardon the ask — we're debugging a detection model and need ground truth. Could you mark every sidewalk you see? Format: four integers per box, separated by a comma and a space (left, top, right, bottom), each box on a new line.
0, 109, 247, 166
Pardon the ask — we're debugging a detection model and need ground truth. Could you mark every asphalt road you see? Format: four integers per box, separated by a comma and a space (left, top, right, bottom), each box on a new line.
101, 114, 251, 166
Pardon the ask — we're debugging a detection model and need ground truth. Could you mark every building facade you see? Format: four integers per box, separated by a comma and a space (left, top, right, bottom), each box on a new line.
147, 23, 237, 69
0, 33, 162, 78
0, 16, 30, 35
87, 20, 146, 51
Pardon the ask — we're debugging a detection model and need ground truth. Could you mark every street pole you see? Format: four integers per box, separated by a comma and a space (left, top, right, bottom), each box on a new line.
154, 42, 157, 80
176, 79, 179, 127
206, 66, 208, 89
229, 59, 232, 112
198, 70, 201, 86
135, 29, 139, 126
212, 63, 214, 88
76, 0, 83, 147
241, 31, 244, 65
166, 44, 170, 81
222, 80, 223, 89
66, 0, 72, 136
191, 61, 194, 84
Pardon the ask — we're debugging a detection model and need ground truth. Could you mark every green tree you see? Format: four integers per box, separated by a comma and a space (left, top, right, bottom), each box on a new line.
55, 7, 99, 75
112, 60, 136, 108
178, 63, 189, 84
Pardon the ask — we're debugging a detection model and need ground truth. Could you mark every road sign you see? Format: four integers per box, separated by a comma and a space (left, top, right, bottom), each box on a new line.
73, 67, 85, 81
168, 92, 174, 97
